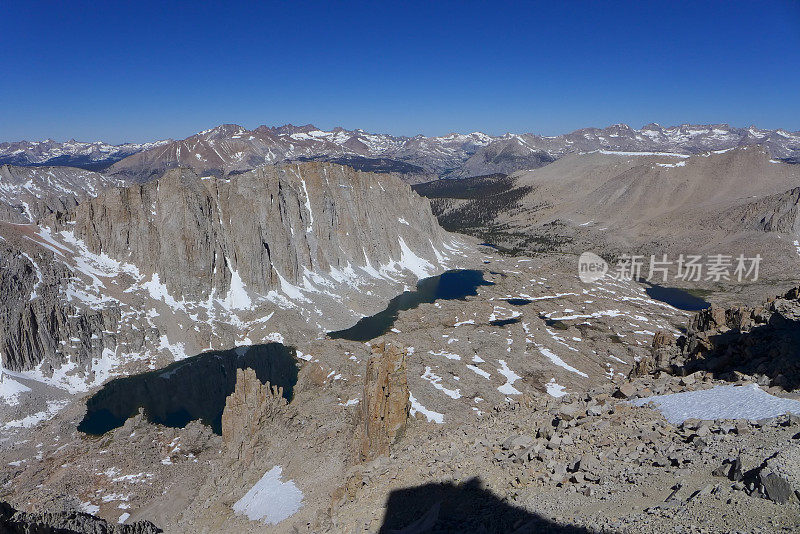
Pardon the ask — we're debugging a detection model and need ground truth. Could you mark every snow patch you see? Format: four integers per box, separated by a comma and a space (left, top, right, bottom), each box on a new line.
2, 400, 69, 429
497, 360, 522, 395
538, 347, 588, 377
466, 364, 491, 380
408, 392, 444, 424
545, 378, 567, 398
421, 367, 461, 399
223, 259, 252, 310
0, 374, 31, 406
396, 237, 434, 278
232, 466, 304, 525
631, 384, 800, 423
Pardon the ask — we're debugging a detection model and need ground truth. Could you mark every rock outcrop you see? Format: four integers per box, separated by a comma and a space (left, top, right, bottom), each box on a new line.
221, 367, 288, 461
630, 330, 679, 377
357, 342, 410, 461
728, 186, 800, 234
635, 286, 800, 390
0, 500, 161, 533
0, 241, 120, 372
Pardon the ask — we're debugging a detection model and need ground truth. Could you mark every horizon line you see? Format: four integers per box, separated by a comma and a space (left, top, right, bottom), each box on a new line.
4, 120, 799, 146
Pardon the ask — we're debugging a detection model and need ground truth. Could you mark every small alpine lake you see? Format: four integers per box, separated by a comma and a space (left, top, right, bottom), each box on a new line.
643, 282, 711, 311
328, 269, 494, 342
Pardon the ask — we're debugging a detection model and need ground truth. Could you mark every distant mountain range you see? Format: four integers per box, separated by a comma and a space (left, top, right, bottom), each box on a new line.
2, 123, 798, 181
0, 138, 171, 171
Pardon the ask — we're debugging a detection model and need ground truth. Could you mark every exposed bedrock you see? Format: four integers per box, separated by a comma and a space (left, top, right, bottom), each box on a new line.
61, 161, 450, 303
633, 285, 800, 390
0, 243, 120, 372
357, 342, 410, 462
221, 367, 288, 462
0, 500, 161, 534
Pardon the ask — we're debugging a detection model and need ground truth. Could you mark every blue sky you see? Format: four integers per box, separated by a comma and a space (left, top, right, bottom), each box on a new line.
2, 1, 799, 143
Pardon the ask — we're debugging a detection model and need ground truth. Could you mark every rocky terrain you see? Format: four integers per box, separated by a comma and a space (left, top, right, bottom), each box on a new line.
0, 161, 463, 374
0, 500, 161, 533
634, 285, 800, 391
3, 241, 799, 533
418, 146, 800, 307
1, 125, 800, 533
0, 164, 126, 223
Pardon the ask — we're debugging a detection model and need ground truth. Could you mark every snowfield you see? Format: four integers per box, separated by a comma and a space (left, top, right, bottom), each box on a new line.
232, 466, 304, 525
0, 374, 31, 406
631, 384, 800, 423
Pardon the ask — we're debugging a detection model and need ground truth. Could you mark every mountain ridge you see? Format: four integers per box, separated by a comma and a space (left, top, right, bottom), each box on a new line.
4, 122, 798, 180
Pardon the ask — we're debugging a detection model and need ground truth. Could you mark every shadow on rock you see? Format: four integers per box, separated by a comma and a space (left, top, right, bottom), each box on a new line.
379, 477, 591, 534
78, 343, 298, 436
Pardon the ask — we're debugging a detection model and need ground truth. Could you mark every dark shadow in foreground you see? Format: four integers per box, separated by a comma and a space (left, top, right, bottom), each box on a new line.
379, 478, 591, 534
78, 343, 298, 436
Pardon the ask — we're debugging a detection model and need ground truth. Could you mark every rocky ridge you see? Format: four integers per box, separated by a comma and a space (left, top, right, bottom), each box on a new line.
14, 122, 789, 183
633, 285, 800, 391
0, 139, 170, 171
0, 500, 162, 533
0, 164, 126, 223
62, 161, 452, 302
452, 123, 800, 178
222, 367, 288, 463
0, 161, 469, 420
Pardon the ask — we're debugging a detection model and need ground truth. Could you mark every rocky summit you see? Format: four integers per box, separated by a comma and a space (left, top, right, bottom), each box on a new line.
1, 122, 800, 534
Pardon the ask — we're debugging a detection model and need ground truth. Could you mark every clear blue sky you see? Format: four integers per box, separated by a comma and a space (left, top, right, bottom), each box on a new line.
2, 1, 799, 143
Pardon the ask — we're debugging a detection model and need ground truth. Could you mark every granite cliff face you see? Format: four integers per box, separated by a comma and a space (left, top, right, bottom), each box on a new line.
0, 239, 121, 372
0, 161, 466, 389
64, 161, 452, 304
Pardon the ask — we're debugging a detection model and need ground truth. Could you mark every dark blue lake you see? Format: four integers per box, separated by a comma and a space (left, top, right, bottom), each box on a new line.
644, 283, 711, 311
328, 269, 494, 342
